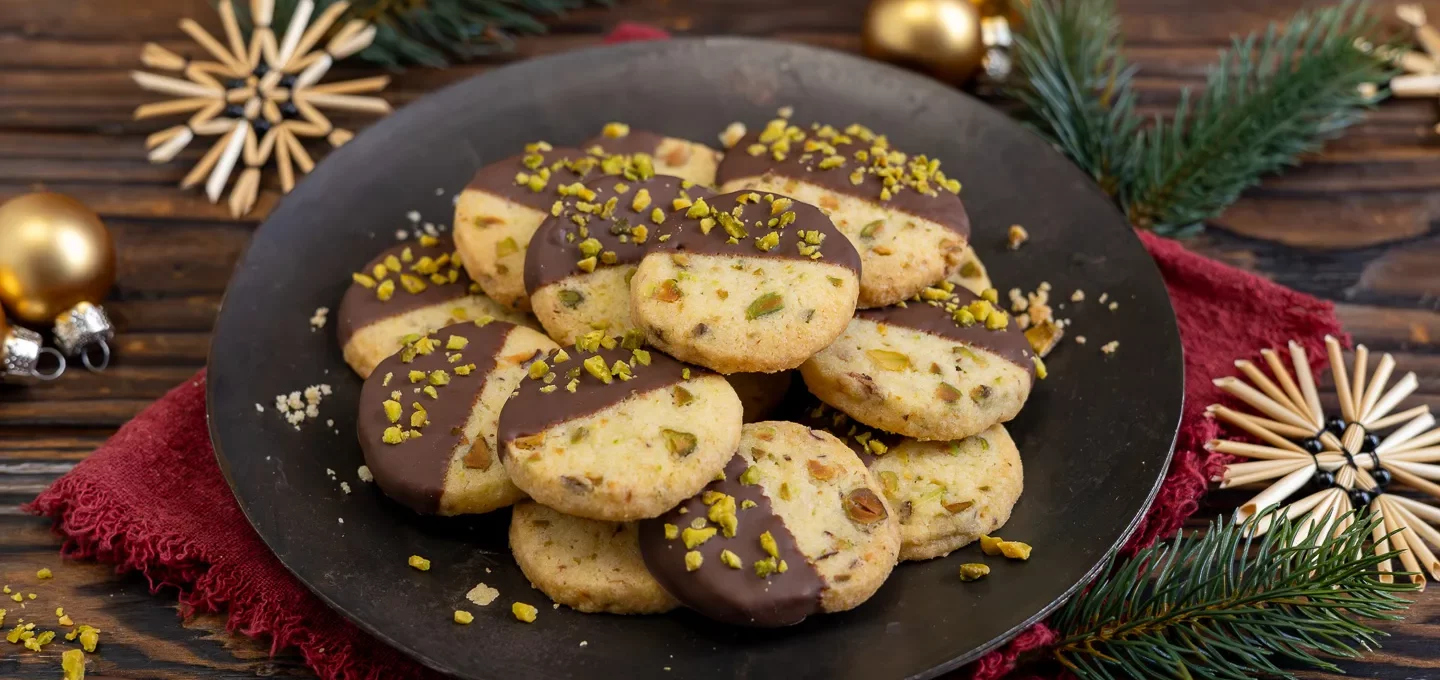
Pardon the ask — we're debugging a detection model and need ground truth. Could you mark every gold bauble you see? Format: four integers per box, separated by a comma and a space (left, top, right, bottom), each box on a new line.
863, 0, 987, 84
0, 193, 116, 325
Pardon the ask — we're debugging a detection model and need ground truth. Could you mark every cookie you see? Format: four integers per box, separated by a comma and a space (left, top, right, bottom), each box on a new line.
525, 175, 711, 345
639, 422, 900, 626
799, 284, 1035, 441
338, 237, 532, 378
357, 320, 558, 515
454, 144, 656, 311
717, 118, 970, 308
509, 501, 679, 614
948, 245, 992, 297
803, 404, 1022, 561
630, 189, 861, 374
496, 335, 743, 521
583, 123, 721, 187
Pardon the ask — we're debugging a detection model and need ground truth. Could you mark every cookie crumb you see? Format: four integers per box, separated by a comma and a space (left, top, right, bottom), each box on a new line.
340, 482, 351, 494
1098, 292, 1109, 304
1101, 340, 1119, 355
580, 640, 588, 647
719, 122, 747, 149
1108, 301, 1118, 311
512, 602, 538, 623
407, 210, 421, 223
274, 384, 332, 429
408, 555, 431, 571
1075, 335, 1087, 345
777, 105, 794, 118
435, 187, 445, 196
1070, 289, 1084, 302
337, 517, 344, 524
357, 465, 373, 482
309, 306, 329, 331
255, 403, 264, 413
466, 583, 499, 606
396, 229, 409, 240
1006, 224, 1029, 250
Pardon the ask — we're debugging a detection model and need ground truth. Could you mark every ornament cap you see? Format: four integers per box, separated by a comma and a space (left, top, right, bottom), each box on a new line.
2, 325, 66, 382
53, 301, 115, 372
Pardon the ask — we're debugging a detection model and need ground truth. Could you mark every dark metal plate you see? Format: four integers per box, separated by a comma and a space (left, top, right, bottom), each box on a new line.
208, 37, 1182, 680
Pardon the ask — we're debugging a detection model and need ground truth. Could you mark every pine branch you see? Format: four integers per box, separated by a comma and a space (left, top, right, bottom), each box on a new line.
1008, 0, 1395, 235
1049, 506, 1417, 679
234, 0, 613, 67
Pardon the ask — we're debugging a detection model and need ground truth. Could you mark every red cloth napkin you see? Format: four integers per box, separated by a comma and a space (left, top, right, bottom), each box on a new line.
28, 26, 1346, 680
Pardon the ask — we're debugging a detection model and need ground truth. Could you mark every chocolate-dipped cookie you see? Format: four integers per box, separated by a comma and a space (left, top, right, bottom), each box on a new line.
800, 284, 1035, 441
583, 123, 721, 187
338, 237, 532, 378
717, 117, 970, 308
639, 422, 900, 626
509, 501, 679, 614
802, 403, 1023, 561
524, 175, 711, 345
357, 320, 558, 515
496, 334, 742, 521
629, 189, 861, 374
454, 143, 651, 311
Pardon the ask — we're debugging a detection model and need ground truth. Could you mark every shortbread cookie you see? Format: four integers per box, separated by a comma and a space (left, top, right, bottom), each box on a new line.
357, 320, 557, 515
948, 245, 992, 297
509, 501, 679, 614
725, 371, 796, 423
455, 143, 651, 311
800, 285, 1035, 441
717, 118, 970, 308
639, 422, 900, 626
496, 338, 743, 521
525, 175, 710, 344
630, 190, 861, 374
338, 237, 532, 378
583, 123, 721, 187
802, 404, 1022, 561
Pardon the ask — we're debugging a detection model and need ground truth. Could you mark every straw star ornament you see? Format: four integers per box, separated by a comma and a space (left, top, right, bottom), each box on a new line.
1208, 336, 1440, 587
133, 0, 392, 217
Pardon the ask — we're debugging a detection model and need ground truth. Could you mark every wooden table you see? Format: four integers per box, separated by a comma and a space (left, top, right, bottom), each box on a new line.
1, 0, 1437, 677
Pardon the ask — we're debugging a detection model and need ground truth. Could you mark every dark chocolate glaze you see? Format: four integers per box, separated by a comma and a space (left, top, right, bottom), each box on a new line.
496, 344, 706, 454
647, 190, 861, 274
715, 129, 971, 238
337, 237, 472, 348
791, 400, 902, 467
523, 176, 712, 293
464, 146, 592, 213
639, 453, 825, 627
857, 288, 1035, 376
581, 129, 667, 157
356, 321, 515, 514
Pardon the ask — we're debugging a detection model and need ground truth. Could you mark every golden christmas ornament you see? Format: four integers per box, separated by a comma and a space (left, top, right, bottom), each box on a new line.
0, 192, 117, 372
132, 0, 391, 217
864, 0, 987, 84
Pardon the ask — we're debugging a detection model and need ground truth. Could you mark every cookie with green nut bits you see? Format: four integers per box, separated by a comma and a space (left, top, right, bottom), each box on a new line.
524, 175, 711, 345
800, 284, 1036, 441
638, 421, 900, 626
801, 403, 1023, 562
629, 189, 861, 374
582, 122, 721, 187
337, 236, 534, 379
356, 319, 558, 516
495, 332, 743, 521
716, 118, 971, 308
509, 501, 679, 615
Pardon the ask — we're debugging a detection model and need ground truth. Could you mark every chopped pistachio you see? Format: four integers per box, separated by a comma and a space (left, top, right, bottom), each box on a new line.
664, 523, 679, 540
755, 231, 780, 251
352, 272, 377, 288
739, 466, 761, 486
512, 602, 538, 623
495, 237, 519, 258
842, 488, 888, 524
682, 526, 717, 549
759, 531, 779, 558
654, 279, 683, 302
408, 555, 431, 571
866, 349, 911, 371
446, 336, 469, 351
719, 549, 743, 569
959, 563, 990, 582
382, 426, 404, 444
979, 535, 1004, 556
528, 360, 550, 380
376, 278, 396, 301
685, 550, 704, 571
662, 429, 697, 457
999, 541, 1033, 560
746, 292, 784, 320
383, 400, 402, 423
454, 610, 475, 624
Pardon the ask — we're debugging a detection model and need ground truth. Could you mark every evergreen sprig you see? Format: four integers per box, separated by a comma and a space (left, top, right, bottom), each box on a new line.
1008, 0, 1395, 235
239, 0, 613, 67
1047, 507, 1417, 679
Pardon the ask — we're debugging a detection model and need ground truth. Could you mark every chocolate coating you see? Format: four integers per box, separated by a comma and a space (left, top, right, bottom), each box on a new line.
337, 237, 472, 348
857, 288, 1035, 376
464, 146, 591, 213
581, 129, 667, 157
716, 129, 970, 238
639, 454, 825, 627
356, 321, 515, 514
496, 344, 704, 455
647, 190, 861, 274
523, 176, 712, 293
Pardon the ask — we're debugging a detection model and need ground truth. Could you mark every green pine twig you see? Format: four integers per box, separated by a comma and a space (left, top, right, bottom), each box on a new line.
1048, 506, 1417, 679
1008, 0, 1395, 235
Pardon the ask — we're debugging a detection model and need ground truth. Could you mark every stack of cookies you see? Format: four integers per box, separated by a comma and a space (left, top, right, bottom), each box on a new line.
337, 115, 1035, 626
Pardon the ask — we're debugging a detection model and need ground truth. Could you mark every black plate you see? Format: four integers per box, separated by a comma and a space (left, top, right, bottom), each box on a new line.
208, 37, 1182, 680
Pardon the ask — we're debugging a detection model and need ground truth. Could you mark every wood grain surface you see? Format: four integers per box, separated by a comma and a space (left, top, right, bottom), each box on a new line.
1, 0, 1437, 677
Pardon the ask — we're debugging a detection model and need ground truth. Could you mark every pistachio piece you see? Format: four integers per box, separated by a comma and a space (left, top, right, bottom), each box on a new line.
583, 355, 612, 384
746, 292, 784, 320
662, 429, 697, 457
495, 237, 519, 258
860, 220, 883, 239
682, 526, 717, 549
464, 438, 493, 471
512, 602, 538, 623
672, 385, 694, 406
979, 534, 1004, 556
866, 349, 911, 371
558, 289, 585, 308
999, 540, 1033, 560
843, 488, 888, 524
807, 459, 838, 480
943, 499, 975, 514
685, 550, 704, 571
935, 383, 962, 402
958, 563, 990, 582
739, 465, 761, 486
654, 279, 683, 302
719, 549, 742, 569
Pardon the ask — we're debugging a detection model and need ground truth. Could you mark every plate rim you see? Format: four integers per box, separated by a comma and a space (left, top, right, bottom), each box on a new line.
207, 34, 1184, 679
